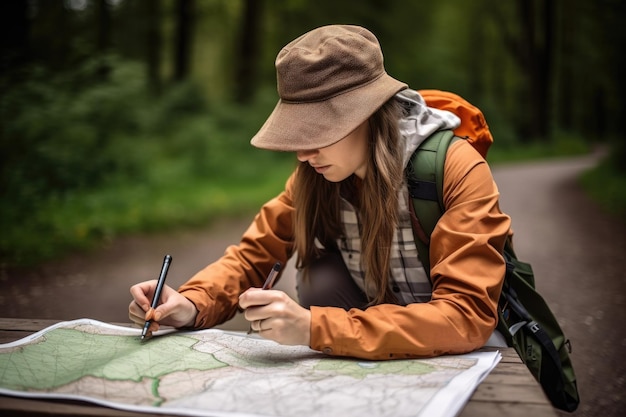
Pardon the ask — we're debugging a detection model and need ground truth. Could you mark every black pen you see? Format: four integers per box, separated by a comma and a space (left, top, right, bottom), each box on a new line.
141, 254, 172, 340
247, 262, 282, 334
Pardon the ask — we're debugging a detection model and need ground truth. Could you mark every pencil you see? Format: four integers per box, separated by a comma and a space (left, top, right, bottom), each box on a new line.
261, 262, 282, 290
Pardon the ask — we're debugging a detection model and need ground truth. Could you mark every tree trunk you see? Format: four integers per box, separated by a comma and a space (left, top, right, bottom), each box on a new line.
95, 0, 112, 80
173, 0, 194, 82
555, 0, 574, 131
538, 0, 555, 139
0, 0, 30, 73
499, 0, 555, 141
145, 0, 162, 94
234, 0, 263, 104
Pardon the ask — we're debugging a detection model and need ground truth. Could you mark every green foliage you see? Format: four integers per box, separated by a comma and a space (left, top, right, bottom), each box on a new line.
580, 144, 626, 220
1, 57, 149, 200
0, 57, 292, 266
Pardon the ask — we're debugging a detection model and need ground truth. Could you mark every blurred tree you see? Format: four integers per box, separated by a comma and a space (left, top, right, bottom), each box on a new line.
234, 0, 264, 103
96, 0, 112, 53
552, 0, 625, 142
2, 0, 622, 146
145, 0, 163, 94
95, 0, 112, 80
108, 0, 164, 94
605, 0, 626, 144
0, 0, 30, 74
554, 0, 575, 131
256, 0, 441, 91
173, 0, 195, 82
492, 0, 556, 141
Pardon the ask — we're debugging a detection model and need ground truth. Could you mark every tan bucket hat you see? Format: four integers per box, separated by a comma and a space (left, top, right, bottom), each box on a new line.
250, 25, 407, 151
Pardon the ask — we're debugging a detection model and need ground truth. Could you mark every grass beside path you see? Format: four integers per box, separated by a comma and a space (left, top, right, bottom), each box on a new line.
580, 156, 626, 219
1, 153, 296, 267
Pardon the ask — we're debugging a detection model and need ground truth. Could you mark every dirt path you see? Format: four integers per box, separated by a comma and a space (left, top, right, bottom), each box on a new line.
1, 151, 623, 417
0, 216, 297, 331
492, 153, 625, 417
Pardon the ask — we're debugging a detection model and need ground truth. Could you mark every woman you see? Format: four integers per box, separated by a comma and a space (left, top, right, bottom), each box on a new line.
128, 25, 511, 359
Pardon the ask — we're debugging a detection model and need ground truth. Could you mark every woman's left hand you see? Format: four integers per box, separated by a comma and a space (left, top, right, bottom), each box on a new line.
239, 289, 311, 347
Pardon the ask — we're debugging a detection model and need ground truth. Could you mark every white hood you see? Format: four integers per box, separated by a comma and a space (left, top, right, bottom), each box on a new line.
396, 89, 460, 168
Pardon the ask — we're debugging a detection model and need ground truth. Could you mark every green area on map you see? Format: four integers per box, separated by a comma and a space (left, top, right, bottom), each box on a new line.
0, 329, 227, 390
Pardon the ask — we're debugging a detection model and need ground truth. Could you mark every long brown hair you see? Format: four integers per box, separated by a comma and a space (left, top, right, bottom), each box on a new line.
293, 98, 404, 304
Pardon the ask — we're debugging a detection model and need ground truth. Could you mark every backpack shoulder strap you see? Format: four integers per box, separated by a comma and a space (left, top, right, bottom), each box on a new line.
406, 130, 459, 275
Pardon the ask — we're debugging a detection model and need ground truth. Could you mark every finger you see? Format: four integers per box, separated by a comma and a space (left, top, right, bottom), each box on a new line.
238, 288, 275, 309
258, 319, 273, 332
129, 311, 143, 326
243, 305, 268, 323
251, 319, 266, 333
150, 302, 170, 323
144, 307, 156, 321
148, 321, 160, 334
144, 308, 164, 327
129, 281, 156, 311
128, 301, 146, 326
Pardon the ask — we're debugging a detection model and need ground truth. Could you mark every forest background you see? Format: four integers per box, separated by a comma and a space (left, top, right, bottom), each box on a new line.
1, 0, 624, 267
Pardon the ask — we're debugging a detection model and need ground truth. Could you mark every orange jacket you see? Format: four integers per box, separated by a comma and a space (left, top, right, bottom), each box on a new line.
178, 139, 511, 359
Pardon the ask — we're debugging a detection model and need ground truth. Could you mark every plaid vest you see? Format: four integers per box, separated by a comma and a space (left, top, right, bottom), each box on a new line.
337, 185, 432, 305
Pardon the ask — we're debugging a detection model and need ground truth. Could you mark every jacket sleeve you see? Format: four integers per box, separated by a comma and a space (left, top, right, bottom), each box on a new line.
178, 175, 296, 329
309, 140, 511, 359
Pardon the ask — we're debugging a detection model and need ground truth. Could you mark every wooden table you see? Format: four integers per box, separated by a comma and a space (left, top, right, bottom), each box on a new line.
0, 318, 558, 417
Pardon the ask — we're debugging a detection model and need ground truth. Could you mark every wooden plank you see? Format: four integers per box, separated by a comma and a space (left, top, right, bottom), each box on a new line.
0, 319, 134, 331
0, 319, 135, 344
0, 330, 32, 344
471, 381, 550, 404
0, 318, 63, 332
486, 361, 539, 380
479, 371, 538, 387
0, 396, 161, 417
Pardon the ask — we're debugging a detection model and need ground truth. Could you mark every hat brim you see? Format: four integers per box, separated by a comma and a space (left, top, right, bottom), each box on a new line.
251, 73, 407, 151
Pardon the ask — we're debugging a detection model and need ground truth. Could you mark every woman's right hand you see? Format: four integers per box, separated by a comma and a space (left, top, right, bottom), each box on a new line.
128, 281, 198, 335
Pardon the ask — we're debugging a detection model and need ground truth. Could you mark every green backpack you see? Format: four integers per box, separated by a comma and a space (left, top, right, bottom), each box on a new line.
406, 130, 580, 412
